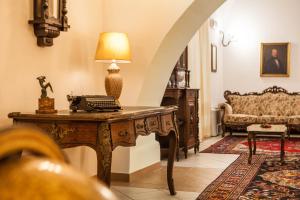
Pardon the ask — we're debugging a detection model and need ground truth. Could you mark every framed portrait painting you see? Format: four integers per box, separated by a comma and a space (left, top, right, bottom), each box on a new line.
260, 43, 290, 77
211, 44, 217, 72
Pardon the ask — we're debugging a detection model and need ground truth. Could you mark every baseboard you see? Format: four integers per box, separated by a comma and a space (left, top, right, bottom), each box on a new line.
111, 172, 130, 182
111, 162, 161, 182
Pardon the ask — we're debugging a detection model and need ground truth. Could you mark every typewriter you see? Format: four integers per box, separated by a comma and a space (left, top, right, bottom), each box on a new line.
67, 95, 121, 112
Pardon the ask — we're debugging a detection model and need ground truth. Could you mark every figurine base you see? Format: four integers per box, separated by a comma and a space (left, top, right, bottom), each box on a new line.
36, 109, 57, 114
36, 98, 57, 114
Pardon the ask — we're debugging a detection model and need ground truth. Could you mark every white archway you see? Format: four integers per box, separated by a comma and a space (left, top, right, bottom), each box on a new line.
103, 0, 225, 174
137, 0, 225, 106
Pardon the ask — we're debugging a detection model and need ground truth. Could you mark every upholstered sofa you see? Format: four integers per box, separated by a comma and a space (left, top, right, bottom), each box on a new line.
220, 86, 300, 137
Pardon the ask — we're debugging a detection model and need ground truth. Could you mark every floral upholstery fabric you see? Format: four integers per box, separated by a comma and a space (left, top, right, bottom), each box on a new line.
224, 92, 300, 126
290, 96, 300, 115
224, 114, 258, 125
259, 93, 294, 116
288, 116, 300, 125
257, 115, 288, 124
227, 95, 261, 116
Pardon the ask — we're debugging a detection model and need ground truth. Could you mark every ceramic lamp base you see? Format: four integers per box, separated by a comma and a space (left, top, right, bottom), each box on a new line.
105, 63, 123, 101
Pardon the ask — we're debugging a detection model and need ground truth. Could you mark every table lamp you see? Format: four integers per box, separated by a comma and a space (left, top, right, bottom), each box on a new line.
95, 32, 131, 102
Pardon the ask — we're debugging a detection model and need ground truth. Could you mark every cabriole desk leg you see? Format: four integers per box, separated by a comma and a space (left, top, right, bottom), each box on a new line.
96, 123, 113, 186
167, 130, 177, 195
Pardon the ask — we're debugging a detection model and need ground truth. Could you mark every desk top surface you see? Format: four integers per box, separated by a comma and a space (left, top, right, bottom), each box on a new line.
8, 106, 177, 122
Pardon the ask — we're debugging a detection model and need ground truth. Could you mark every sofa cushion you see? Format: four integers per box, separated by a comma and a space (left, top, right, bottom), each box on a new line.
288, 115, 300, 125
257, 115, 288, 124
259, 92, 294, 116
224, 114, 258, 125
227, 95, 261, 116
290, 96, 300, 115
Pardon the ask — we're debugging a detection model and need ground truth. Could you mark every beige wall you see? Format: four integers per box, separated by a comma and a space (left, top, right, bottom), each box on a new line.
102, 0, 194, 106
102, 0, 197, 173
0, 0, 104, 175
0, 0, 224, 175
222, 0, 300, 93
188, 1, 232, 109
188, 0, 300, 141
103, 0, 224, 173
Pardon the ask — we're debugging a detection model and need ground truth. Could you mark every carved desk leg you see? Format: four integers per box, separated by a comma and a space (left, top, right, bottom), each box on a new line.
167, 113, 178, 196
168, 131, 177, 195
96, 123, 113, 186
175, 115, 180, 162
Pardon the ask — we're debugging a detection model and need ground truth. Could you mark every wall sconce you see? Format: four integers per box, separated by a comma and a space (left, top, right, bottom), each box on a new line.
210, 19, 218, 30
220, 31, 234, 47
29, 0, 70, 47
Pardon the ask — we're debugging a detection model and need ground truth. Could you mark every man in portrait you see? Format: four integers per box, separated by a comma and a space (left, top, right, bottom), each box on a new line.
264, 48, 286, 74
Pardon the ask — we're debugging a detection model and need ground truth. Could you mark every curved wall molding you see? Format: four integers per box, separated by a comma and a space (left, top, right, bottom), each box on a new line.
102, 0, 225, 174
137, 0, 225, 106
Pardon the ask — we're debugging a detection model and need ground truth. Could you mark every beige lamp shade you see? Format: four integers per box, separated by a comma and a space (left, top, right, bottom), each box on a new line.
95, 32, 132, 63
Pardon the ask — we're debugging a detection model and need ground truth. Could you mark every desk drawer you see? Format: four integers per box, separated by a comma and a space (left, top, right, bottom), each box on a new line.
135, 119, 147, 136
146, 116, 160, 132
161, 114, 175, 135
18, 121, 98, 146
110, 121, 136, 149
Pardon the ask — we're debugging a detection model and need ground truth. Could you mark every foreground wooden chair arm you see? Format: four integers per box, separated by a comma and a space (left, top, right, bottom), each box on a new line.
0, 127, 118, 200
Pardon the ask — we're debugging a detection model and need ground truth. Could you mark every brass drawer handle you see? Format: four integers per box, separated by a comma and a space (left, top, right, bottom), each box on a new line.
118, 130, 128, 137
150, 121, 157, 126
136, 124, 144, 129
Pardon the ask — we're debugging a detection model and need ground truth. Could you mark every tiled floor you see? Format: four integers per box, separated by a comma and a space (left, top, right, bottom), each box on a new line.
111, 136, 240, 200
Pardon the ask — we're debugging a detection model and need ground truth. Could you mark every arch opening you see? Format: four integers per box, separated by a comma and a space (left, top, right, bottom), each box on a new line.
137, 0, 225, 106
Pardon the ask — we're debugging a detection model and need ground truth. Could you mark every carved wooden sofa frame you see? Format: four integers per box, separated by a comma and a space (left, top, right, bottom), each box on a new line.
220, 86, 300, 137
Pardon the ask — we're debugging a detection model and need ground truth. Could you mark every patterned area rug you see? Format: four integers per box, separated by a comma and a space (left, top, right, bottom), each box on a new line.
201, 136, 300, 155
198, 154, 300, 199
240, 156, 300, 199
197, 154, 266, 200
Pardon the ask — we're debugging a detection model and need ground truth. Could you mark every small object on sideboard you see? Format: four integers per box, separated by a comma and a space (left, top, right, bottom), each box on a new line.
168, 47, 190, 88
36, 76, 57, 114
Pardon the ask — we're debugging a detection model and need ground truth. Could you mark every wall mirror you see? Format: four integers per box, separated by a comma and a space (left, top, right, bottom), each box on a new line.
29, 0, 70, 47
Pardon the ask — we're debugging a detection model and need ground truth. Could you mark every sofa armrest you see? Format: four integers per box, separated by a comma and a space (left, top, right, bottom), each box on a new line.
219, 103, 233, 137
219, 103, 233, 115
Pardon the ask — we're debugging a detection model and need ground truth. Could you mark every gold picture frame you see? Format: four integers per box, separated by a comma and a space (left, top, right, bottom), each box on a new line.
260, 42, 290, 77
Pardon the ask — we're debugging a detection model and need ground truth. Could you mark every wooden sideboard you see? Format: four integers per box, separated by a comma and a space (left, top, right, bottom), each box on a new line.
160, 89, 199, 160
8, 106, 178, 195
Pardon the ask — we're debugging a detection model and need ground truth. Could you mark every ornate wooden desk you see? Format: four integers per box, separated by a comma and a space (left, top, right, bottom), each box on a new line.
8, 106, 178, 195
